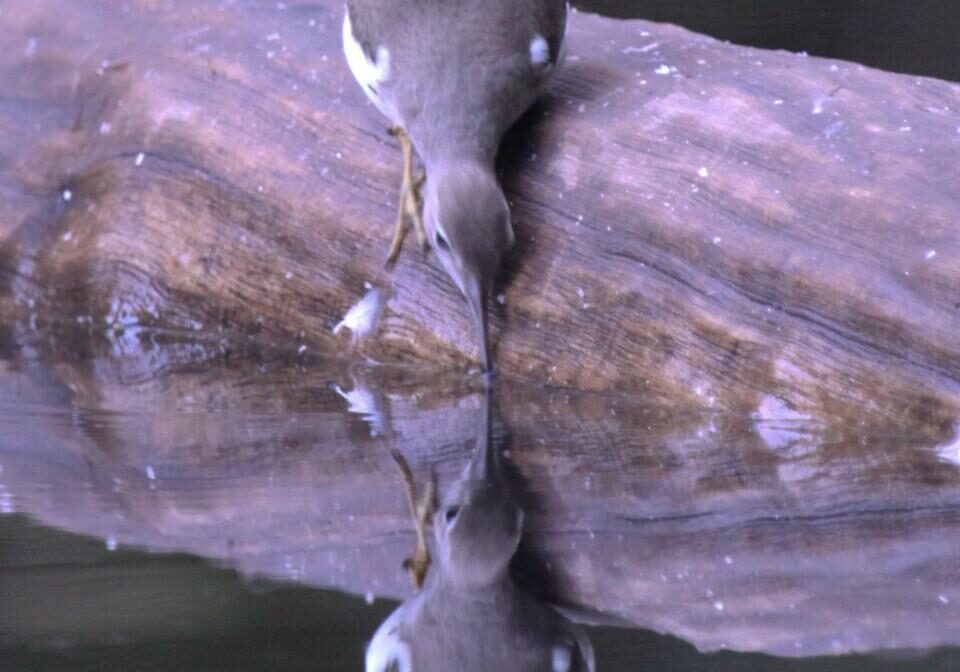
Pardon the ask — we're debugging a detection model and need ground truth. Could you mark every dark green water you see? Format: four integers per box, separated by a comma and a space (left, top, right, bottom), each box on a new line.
579, 0, 960, 82
3, 515, 958, 671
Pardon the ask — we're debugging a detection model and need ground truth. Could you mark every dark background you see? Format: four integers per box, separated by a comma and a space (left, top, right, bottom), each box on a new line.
578, 0, 960, 82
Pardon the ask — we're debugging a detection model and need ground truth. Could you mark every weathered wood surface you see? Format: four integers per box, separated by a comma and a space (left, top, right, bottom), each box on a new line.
1, 349, 959, 657
1, 0, 959, 429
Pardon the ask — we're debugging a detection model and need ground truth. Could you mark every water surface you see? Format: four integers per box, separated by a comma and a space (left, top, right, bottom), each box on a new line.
1, 329, 959, 669
579, 0, 960, 82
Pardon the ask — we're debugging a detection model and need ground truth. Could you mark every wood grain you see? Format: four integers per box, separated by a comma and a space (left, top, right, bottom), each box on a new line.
0, 1, 958, 428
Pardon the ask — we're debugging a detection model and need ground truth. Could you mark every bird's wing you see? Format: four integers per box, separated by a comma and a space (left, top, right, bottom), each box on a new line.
344, 1, 390, 63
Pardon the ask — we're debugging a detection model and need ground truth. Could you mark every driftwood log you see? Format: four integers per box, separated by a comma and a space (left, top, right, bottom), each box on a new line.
1, 0, 959, 428
1, 358, 959, 657
2, 0, 960, 661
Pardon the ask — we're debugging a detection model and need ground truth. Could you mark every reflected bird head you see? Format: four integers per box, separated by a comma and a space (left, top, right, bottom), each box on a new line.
433, 387, 522, 587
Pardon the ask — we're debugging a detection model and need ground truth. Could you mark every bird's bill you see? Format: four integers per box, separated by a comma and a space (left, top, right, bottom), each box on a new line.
464, 274, 491, 373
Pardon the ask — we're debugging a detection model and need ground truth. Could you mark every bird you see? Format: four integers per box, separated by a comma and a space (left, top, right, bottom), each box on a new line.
366, 388, 595, 671
342, 0, 570, 371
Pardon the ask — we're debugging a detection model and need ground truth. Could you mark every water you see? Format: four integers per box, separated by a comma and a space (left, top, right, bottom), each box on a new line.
579, 1, 960, 82
1, 330, 959, 670
2, 519, 956, 672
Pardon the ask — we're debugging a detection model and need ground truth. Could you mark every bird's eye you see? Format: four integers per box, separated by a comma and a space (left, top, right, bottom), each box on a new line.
435, 231, 450, 251
444, 506, 460, 523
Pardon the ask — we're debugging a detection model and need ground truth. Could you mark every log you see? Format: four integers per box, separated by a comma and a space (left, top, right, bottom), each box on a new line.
1, 357, 959, 656
1, 0, 959, 428
2, 0, 960, 660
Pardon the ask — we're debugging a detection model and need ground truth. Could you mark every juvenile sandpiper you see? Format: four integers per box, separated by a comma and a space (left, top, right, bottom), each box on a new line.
342, 0, 569, 371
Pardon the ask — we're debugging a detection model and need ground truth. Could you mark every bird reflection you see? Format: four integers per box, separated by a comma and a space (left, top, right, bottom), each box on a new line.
367, 388, 595, 672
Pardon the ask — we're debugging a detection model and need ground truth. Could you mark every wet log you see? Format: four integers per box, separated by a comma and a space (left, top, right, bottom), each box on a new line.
1, 355, 959, 656
1, 0, 959, 429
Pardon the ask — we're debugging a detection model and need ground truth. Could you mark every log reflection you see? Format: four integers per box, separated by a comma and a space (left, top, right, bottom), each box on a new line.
0, 336, 958, 656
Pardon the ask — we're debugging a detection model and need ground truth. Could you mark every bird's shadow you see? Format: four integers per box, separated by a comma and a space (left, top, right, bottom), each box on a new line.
489, 98, 556, 363
490, 60, 624, 357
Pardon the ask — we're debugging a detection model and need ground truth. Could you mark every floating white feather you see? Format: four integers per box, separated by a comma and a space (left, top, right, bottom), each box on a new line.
333, 287, 385, 343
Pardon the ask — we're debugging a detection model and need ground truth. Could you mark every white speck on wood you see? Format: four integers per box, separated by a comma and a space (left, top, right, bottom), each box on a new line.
135, 152, 145, 166
925, 249, 936, 260
698, 166, 709, 178
622, 42, 659, 54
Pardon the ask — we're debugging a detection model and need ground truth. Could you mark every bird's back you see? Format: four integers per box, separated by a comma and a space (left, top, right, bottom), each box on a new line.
345, 0, 568, 162
369, 579, 590, 672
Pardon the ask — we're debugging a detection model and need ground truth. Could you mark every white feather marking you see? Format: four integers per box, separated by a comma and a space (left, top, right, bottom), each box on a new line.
552, 644, 572, 672
333, 287, 385, 343
343, 11, 390, 88
530, 34, 550, 66
343, 9, 399, 122
365, 608, 412, 672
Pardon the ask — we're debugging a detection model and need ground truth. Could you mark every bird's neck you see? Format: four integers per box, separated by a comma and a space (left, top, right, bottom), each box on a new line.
435, 567, 513, 600
427, 155, 496, 182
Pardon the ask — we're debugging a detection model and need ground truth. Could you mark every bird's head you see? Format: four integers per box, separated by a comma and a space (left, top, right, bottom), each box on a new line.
423, 161, 514, 372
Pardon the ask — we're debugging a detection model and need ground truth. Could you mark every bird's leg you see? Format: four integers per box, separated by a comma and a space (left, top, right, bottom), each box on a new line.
408, 170, 426, 248
385, 126, 426, 268
390, 449, 435, 589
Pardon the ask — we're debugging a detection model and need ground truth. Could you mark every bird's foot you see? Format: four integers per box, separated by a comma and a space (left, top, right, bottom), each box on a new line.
390, 448, 435, 589
385, 126, 426, 268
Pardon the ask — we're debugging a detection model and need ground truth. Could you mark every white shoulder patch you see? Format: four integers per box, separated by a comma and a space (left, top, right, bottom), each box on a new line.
530, 34, 550, 66
552, 644, 572, 672
343, 10, 390, 91
365, 619, 411, 672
